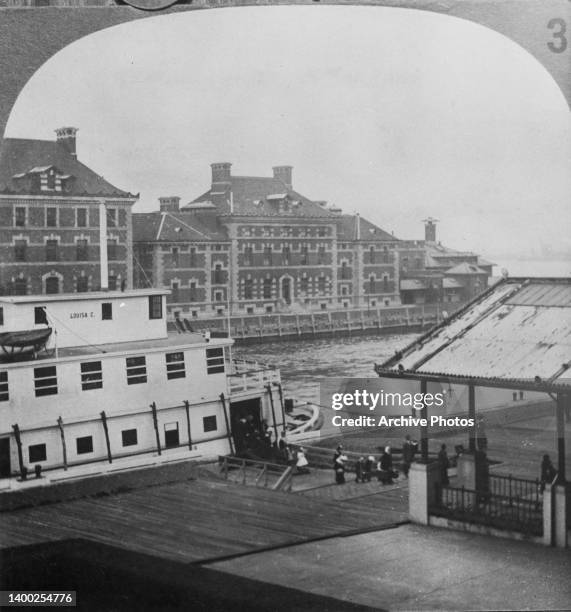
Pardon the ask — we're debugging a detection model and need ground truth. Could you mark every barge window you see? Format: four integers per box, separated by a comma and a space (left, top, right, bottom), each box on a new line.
0, 371, 8, 401
28, 443, 46, 463
101, 303, 112, 320
122, 429, 138, 447
203, 415, 217, 432
34, 306, 48, 325
206, 347, 225, 374
166, 352, 185, 380
76, 436, 93, 455
126, 356, 147, 385
81, 361, 103, 391
34, 366, 58, 397
149, 295, 163, 320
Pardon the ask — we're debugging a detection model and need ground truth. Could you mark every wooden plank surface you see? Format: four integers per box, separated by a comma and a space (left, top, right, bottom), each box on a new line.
0, 478, 403, 563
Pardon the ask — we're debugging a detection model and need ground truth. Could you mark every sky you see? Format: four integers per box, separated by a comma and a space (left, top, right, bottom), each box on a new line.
5, 6, 571, 261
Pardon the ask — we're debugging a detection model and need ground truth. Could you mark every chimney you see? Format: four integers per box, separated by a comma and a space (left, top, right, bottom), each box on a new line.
55, 127, 78, 159
159, 196, 180, 213
273, 166, 293, 190
423, 217, 438, 242
211, 162, 232, 188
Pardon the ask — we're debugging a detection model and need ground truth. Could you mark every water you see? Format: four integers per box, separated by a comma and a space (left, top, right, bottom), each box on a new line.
235, 333, 418, 404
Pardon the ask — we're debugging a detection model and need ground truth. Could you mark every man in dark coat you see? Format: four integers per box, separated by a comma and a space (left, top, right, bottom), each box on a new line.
438, 443, 450, 486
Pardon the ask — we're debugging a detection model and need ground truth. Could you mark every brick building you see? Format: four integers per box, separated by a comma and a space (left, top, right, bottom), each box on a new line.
133, 163, 401, 319
0, 128, 138, 296
399, 218, 493, 305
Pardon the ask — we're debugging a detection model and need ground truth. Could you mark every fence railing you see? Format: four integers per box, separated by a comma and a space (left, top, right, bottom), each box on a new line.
431, 480, 543, 536
227, 359, 280, 392
489, 474, 542, 506
218, 455, 292, 491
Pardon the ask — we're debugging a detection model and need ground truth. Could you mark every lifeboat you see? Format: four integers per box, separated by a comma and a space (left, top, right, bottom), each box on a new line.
0, 328, 53, 358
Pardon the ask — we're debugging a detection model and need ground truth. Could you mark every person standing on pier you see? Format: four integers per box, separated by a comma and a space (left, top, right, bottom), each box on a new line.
438, 444, 450, 486
402, 434, 417, 478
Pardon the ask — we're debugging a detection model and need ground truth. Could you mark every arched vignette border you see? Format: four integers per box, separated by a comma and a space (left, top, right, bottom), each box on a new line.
0, 0, 569, 139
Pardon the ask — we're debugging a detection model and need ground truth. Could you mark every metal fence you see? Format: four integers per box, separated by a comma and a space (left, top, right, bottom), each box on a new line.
431, 478, 543, 536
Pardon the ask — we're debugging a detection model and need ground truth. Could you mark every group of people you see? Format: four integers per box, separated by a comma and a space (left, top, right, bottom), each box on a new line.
333, 445, 400, 485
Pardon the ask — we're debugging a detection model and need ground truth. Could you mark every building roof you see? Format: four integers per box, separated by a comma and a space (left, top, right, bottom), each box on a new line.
0, 138, 137, 199
400, 279, 426, 291
189, 176, 333, 218
377, 278, 571, 391
445, 262, 487, 275
132, 211, 228, 243
442, 278, 464, 289
337, 215, 397, 242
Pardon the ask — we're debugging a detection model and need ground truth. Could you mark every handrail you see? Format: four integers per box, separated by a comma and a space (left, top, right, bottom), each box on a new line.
273, 466, 294, 492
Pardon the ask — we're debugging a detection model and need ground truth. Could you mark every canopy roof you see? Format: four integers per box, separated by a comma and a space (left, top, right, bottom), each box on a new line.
377, 277, 571, 393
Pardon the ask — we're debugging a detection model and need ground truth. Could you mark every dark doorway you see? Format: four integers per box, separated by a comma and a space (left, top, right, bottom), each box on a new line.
230, 398, 262, 455
0, 438, 11, 478
164, 423, 180, 448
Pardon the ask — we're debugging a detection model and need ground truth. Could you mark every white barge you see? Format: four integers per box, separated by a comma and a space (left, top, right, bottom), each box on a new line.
0, 288, 287, 480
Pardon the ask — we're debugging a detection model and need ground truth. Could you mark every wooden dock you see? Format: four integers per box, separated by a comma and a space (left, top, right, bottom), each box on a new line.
0, 477, 405, 565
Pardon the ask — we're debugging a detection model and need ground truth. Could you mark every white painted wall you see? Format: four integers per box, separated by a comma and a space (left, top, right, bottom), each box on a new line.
0, 292, 168, 348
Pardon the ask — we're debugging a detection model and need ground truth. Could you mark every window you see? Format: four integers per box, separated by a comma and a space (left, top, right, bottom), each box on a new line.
164, 422, 180, 448
318, 246, 326, 265
46, 207, 57, 227
0, 371, 8, 401
81, 361, 103, 391
34, 306, 48, 325
383, 247, 389, 264
263, 245, 272, 266
300, 277, 308, 294
189, 282, 197, 303
76, 436, 93, 455
76, 277, 88, 293
369, 246, 375, 264
101, 303, 112, 321
107, 208, 117, 228
166, 352, 185, 380
108, 275, 117, 291
14, 278, 27, 296
301, 245, 309, 265
244, 246, 253, 266
149, 295, 163, 320
282, 245, 290, 266
14, 240, 27, 262
214, 291, 223, 302
244, 278, 253, 300
122, 429, 138, 447
263, 278, 272, 299
45, 277, 59, 295
107, 239, 118, 261
15, 207, 26, 227
203, 415, 217, 432
383, 276, 389, 292
213, 264, 223, 284
189, 248, 197, 267
45, 240, 58, 262
341, 262, 350, 280
171, 282, 179, 302
369, 275, 375, 293
28, 443, 46, 463
76, 208, 87, 227
172, 247, 179, 267
318, 276, 326, 293
126, 356, 147, 385
206, 347, 225, 374
0, 307, 3, 326
34, 366, 57, 397
76, 239, 88, 261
